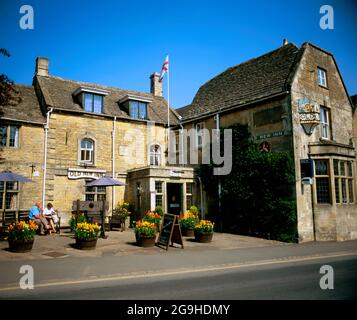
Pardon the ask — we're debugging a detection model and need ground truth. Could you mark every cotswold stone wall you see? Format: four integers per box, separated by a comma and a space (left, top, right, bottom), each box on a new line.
291, 44, 357, 242
0, 124, 44, 211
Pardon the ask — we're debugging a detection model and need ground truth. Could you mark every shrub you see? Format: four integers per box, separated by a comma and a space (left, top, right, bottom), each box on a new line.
134, 221, 157, 238
8, 220, 38, 241
143, 210, 162, 224
194, 220, 214, 234
74, 222, 101, 240
154, 206, 164, 216
179, 211, 199, 229
189, 205, 198, 214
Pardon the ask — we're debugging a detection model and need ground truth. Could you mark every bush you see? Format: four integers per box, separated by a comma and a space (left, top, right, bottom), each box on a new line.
134, 221, 157, 238
154, 206, 164, 216
189, 205, 198, 214
179, 211, 199, 229
143, 210, 162, 224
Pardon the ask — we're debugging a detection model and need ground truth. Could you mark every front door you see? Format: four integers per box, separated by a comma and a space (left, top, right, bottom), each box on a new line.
166, 183, 182, 215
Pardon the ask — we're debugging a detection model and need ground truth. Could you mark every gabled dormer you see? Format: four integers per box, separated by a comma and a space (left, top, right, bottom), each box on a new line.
73, 86, 110, 114
119, 94, 152, 120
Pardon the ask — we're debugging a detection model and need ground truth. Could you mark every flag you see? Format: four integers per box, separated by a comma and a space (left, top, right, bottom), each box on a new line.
159, 55, 169, 82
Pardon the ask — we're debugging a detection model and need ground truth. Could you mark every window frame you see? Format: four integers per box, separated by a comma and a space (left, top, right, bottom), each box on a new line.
155, 181, 163, 208
85, 180, 106, 201
129, 101, 148, 120
320, 106, 331, 140
79, 138, 95, 165
0, 181, 19, 211
314, 159, 332, 204
83, 93, 104, 113
195, 122, 204, 148
317, 67, 328, 88
186, 182, 193, 210
333, 159, 354, 205
0, 125, 19, 148
149, 144, 161, 166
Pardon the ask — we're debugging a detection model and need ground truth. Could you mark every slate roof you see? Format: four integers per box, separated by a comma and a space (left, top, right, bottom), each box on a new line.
0, 84, 45, 124
35, 75, 179, 125
177, 43, 302, 120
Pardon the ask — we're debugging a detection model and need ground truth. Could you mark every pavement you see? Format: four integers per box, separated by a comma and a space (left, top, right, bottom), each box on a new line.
0, 228, 284, 261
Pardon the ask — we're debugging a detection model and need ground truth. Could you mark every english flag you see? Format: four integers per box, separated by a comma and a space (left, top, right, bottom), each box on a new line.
159, 55, 169, 82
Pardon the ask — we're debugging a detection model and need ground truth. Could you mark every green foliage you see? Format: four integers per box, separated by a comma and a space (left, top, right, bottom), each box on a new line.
199, 124, 298, 242
189, 205, 198, 214
113, 202, 131, 220
69, 214, 87, 232
154, 206, 164, 216
179, 211, 199, 229
134, 221, 157, 238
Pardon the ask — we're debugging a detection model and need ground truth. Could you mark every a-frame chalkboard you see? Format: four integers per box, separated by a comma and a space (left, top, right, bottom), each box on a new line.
157, 214, 184, 250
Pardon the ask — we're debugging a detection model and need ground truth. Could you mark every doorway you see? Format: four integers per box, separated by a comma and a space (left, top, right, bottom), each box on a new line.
166, 183, 182, 215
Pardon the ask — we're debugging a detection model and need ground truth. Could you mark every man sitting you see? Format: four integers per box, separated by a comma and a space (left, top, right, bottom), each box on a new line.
28, 201, 49, 235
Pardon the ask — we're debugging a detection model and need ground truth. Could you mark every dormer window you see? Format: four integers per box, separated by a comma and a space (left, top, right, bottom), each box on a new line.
73, 86, 109, 114
84, 93, 103, 113
119, 94, 152, 120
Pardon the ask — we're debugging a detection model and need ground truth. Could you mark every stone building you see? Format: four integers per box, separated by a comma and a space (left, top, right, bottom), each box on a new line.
176, 41, 357, 242
0, 58, 195, 225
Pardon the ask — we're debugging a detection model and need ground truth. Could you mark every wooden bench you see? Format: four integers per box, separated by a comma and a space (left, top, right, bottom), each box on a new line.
0, 211, 17, 234
109, 211, 126, 232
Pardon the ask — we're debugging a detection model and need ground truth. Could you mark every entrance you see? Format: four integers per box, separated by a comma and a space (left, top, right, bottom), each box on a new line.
166, 183, 182, 215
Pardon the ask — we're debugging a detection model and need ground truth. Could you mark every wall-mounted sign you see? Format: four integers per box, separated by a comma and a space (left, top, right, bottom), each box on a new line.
298, 97, 320, 135
68, 168, 106, 180
170, 170, 183, 177
32, 171, 40, 177
256, 130, 284, 140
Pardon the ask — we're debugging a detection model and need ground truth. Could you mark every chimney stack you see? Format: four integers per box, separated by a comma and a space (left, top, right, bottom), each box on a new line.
150, 72, 162, 97
283, 38, 289, 46
35, 57, 49, 76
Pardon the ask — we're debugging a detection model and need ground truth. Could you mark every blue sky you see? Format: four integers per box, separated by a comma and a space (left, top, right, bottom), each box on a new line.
0, 0, 356, 108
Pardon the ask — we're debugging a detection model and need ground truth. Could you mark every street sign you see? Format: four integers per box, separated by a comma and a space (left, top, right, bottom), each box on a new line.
157, 214, 184, 250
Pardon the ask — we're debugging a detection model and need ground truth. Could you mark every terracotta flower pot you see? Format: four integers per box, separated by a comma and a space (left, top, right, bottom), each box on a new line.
181, 228, 195, 237
8, 238, 34, 253
136, 236, 156, 247
194, 232, 213, 243
75, 238, 98, 250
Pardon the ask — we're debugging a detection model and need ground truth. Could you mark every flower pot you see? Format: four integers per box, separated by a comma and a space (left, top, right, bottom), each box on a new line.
8, 238, 34, 253
136, 236, 156, 247
75, 238, 98, 250
181, 228, 195, 237
194, 232, 213, 243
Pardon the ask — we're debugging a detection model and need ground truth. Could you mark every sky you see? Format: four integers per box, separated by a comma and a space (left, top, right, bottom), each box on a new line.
0, 0, 356, 109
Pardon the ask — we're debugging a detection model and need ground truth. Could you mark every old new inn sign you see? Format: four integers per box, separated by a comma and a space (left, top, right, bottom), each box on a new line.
68, 168, 106, 180
298, 97, 320, 135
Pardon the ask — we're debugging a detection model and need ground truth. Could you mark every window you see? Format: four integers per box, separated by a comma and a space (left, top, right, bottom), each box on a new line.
315, 159, 331, 204
195, 123, 204, 148
0, 125, 19, 148
150, 144, 161, 166
334, 160, 354, 204
85, 180, 106, 201
317, 68, 327, 87
186, 183, 193, 209
155, 181, 163, 207
84, 93, 103, 113
0, 182, 19, 210
320, 107, 331, 139
129, 101, 148, 120
80, 138, 94, 164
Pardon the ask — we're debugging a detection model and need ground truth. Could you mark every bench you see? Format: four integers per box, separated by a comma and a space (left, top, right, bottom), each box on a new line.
109, 211, 126, 232
0, 211, 17, 234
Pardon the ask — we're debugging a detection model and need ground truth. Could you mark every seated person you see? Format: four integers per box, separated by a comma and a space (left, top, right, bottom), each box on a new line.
43, 202, 58, 234
28, 201, 50, 235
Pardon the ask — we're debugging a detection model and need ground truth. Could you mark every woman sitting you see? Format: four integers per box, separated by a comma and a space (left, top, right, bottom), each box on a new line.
43, 202, 58, 234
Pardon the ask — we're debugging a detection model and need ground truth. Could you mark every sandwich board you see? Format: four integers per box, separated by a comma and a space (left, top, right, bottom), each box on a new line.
157, 213, 184, 250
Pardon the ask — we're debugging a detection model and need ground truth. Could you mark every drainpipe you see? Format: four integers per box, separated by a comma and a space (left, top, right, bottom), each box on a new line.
197, 175, 204, 220
179, 122, 184, 165
112, 116, 117, 213
42, 107, 53, 207
215, 113, 222, 231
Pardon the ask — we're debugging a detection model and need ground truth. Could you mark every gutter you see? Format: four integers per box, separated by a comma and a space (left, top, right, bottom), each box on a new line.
42, 107, 53, 207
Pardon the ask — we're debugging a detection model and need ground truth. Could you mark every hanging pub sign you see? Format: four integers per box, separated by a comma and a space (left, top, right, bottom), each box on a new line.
298, 97, 320, 135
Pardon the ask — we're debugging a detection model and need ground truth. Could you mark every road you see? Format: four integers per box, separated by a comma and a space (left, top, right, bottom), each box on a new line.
0, 248, 356, 299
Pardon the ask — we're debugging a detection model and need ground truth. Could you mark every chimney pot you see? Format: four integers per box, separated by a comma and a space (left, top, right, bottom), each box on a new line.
283, 38, 288, 46
35, 57, 49, 76
150, 72, 162, 97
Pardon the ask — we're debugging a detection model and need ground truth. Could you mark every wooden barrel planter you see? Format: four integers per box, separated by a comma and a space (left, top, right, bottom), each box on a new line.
75, 238, 98, 250
181, 228, 195, 237
136, 236, 156, 247
8, 239, 34, 253
194, 232, 213, 243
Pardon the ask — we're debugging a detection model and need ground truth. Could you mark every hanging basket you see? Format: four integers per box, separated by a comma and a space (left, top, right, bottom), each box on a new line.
8, 238, 34, 253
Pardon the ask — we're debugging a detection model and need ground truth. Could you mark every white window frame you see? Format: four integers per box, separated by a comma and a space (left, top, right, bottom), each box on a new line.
195, 122, 204, 148
317, 68, 327, 87
0, 125, 19, 148
320, 106, 331, 140
150, 144, 161, 166
79, 138, 95, 165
